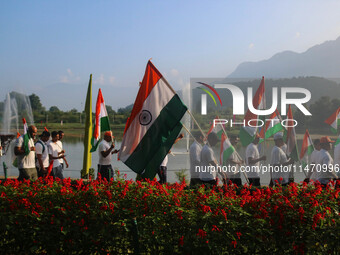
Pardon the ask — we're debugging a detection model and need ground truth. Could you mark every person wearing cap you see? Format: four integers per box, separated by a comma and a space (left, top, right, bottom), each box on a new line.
314, 136, 338, 186
246, 133, 266, 186
189, 131, 204, 187
224, 135, 243, 186
14, 125, 38, 181
35, 131, 50, 177
199, 132, 226, 186
270, 132, 294, 186
57, 130, 69, 169
98, 131, 119, 181
48, 131, 66, 179
304, 139, 321, 183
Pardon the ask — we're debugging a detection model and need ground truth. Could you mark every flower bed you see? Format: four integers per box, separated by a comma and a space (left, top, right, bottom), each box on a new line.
0, 178, 339, 254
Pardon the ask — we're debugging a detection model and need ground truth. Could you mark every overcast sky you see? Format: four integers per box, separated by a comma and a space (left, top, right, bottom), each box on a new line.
1, 0, 340, 110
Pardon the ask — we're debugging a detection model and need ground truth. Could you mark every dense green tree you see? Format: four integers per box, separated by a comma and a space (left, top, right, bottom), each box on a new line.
29, 93, 45, 112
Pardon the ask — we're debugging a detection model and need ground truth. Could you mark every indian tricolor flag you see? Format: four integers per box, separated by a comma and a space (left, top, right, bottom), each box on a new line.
239, 76, 265, 146
259, 109, 283, 140
300, 129, 314, 169
118, 61, 187, 179
284, 105, 299, 161
220, 133, 235, 165
22, 118, 30, 156
325, 107, 340, 133
90, 89, 111, 152
207, 117, 224, 139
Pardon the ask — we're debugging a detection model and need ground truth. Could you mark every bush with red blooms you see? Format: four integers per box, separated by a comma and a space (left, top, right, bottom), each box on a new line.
0, 177, 339, 254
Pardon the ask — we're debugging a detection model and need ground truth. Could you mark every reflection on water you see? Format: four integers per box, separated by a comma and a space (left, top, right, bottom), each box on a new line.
0, 137, 328, 185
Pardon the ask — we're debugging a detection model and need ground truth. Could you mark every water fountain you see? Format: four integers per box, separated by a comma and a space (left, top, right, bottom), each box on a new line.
0, 92, 34, 178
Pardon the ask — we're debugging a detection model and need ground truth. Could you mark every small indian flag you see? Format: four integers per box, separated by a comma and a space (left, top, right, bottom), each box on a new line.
118, 61, 187, 179
284, 105, 299, 161
207, 117, 224, 139
325, 107, 340, 134
259, 109, 283, 140
239, 77, 265, 146
220, 133, 235, 165
90, 88, 111, 152
22, 118, 30, 156
300, 129, 314, 168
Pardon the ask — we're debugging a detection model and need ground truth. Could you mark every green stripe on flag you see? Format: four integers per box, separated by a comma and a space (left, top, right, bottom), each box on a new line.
142, 122, 183, 179
125, 95, 187, 176
265, 123, 284, 139
100, 116, 111, 132
223, 146, 235, 164
239, 127, 254, 147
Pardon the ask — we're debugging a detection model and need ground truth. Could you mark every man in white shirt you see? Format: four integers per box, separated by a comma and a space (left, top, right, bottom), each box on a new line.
246, 133, 266, 186
189, 132, 203, 187
315, 136, 338, 186
48, 131, 65, 179
270, 132, 294, 186
225, 135, 243, 186
15, 125, 38, 181
98, 131, 119, 181
57, 130, 69, 169
35, 131, 50, 177
199, 132, 226, 187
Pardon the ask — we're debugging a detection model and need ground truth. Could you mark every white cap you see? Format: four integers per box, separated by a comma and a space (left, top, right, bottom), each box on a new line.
274, 132, 283, 140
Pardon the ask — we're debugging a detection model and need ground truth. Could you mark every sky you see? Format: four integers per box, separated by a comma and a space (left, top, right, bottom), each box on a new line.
1, 0, 340, 111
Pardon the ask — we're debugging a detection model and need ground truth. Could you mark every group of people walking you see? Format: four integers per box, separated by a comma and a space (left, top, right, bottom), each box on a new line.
189, 131, 339, 187
14, 125, 68, 181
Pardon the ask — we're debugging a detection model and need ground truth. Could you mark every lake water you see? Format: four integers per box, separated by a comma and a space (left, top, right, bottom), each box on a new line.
0, 136, 313, 185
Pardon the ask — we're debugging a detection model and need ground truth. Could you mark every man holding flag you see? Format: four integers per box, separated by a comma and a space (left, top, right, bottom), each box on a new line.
97, 131, 119, 181
246, 133, 266, 186
14, 125, 38, 181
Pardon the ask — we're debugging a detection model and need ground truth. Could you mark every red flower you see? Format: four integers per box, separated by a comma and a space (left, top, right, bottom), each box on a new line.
197, 229, 207, 239
178, 236, 184, 246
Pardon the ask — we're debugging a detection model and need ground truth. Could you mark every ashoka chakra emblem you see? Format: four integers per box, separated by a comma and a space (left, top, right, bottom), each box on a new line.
139, 110, 152, 126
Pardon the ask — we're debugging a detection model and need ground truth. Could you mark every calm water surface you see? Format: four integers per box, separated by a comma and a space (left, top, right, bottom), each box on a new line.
1, 137, 311, 185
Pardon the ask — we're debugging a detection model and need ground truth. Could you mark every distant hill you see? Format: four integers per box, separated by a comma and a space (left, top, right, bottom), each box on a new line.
228, 36, 340, 78
190, 77, 340, 112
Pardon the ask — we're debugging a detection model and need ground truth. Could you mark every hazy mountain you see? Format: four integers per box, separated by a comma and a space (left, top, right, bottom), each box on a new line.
228, 36, 340, 78
190, 77, 340, 113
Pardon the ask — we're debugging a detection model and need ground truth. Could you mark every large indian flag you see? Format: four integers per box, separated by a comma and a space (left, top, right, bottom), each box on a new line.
325, 107, 340, 133
300, 129, 314, 169
118, 61, 187, 179
90, 88, 111, 152
220, 133, 235, 165
239, 77, 265, 146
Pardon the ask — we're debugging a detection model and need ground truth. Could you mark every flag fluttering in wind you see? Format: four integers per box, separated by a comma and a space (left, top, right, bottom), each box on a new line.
22, 118, 30, 156
118, 61, 187, 179
207, 116, 223, 139
259, 109, 284, 140
90, 88, 111, 152
82, 74, 93, 176
300, 129, 314, 169
325, 107, 340, 133
284, 105, 299, 161
239, 77, 265, 146
220, 133, 235, 165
